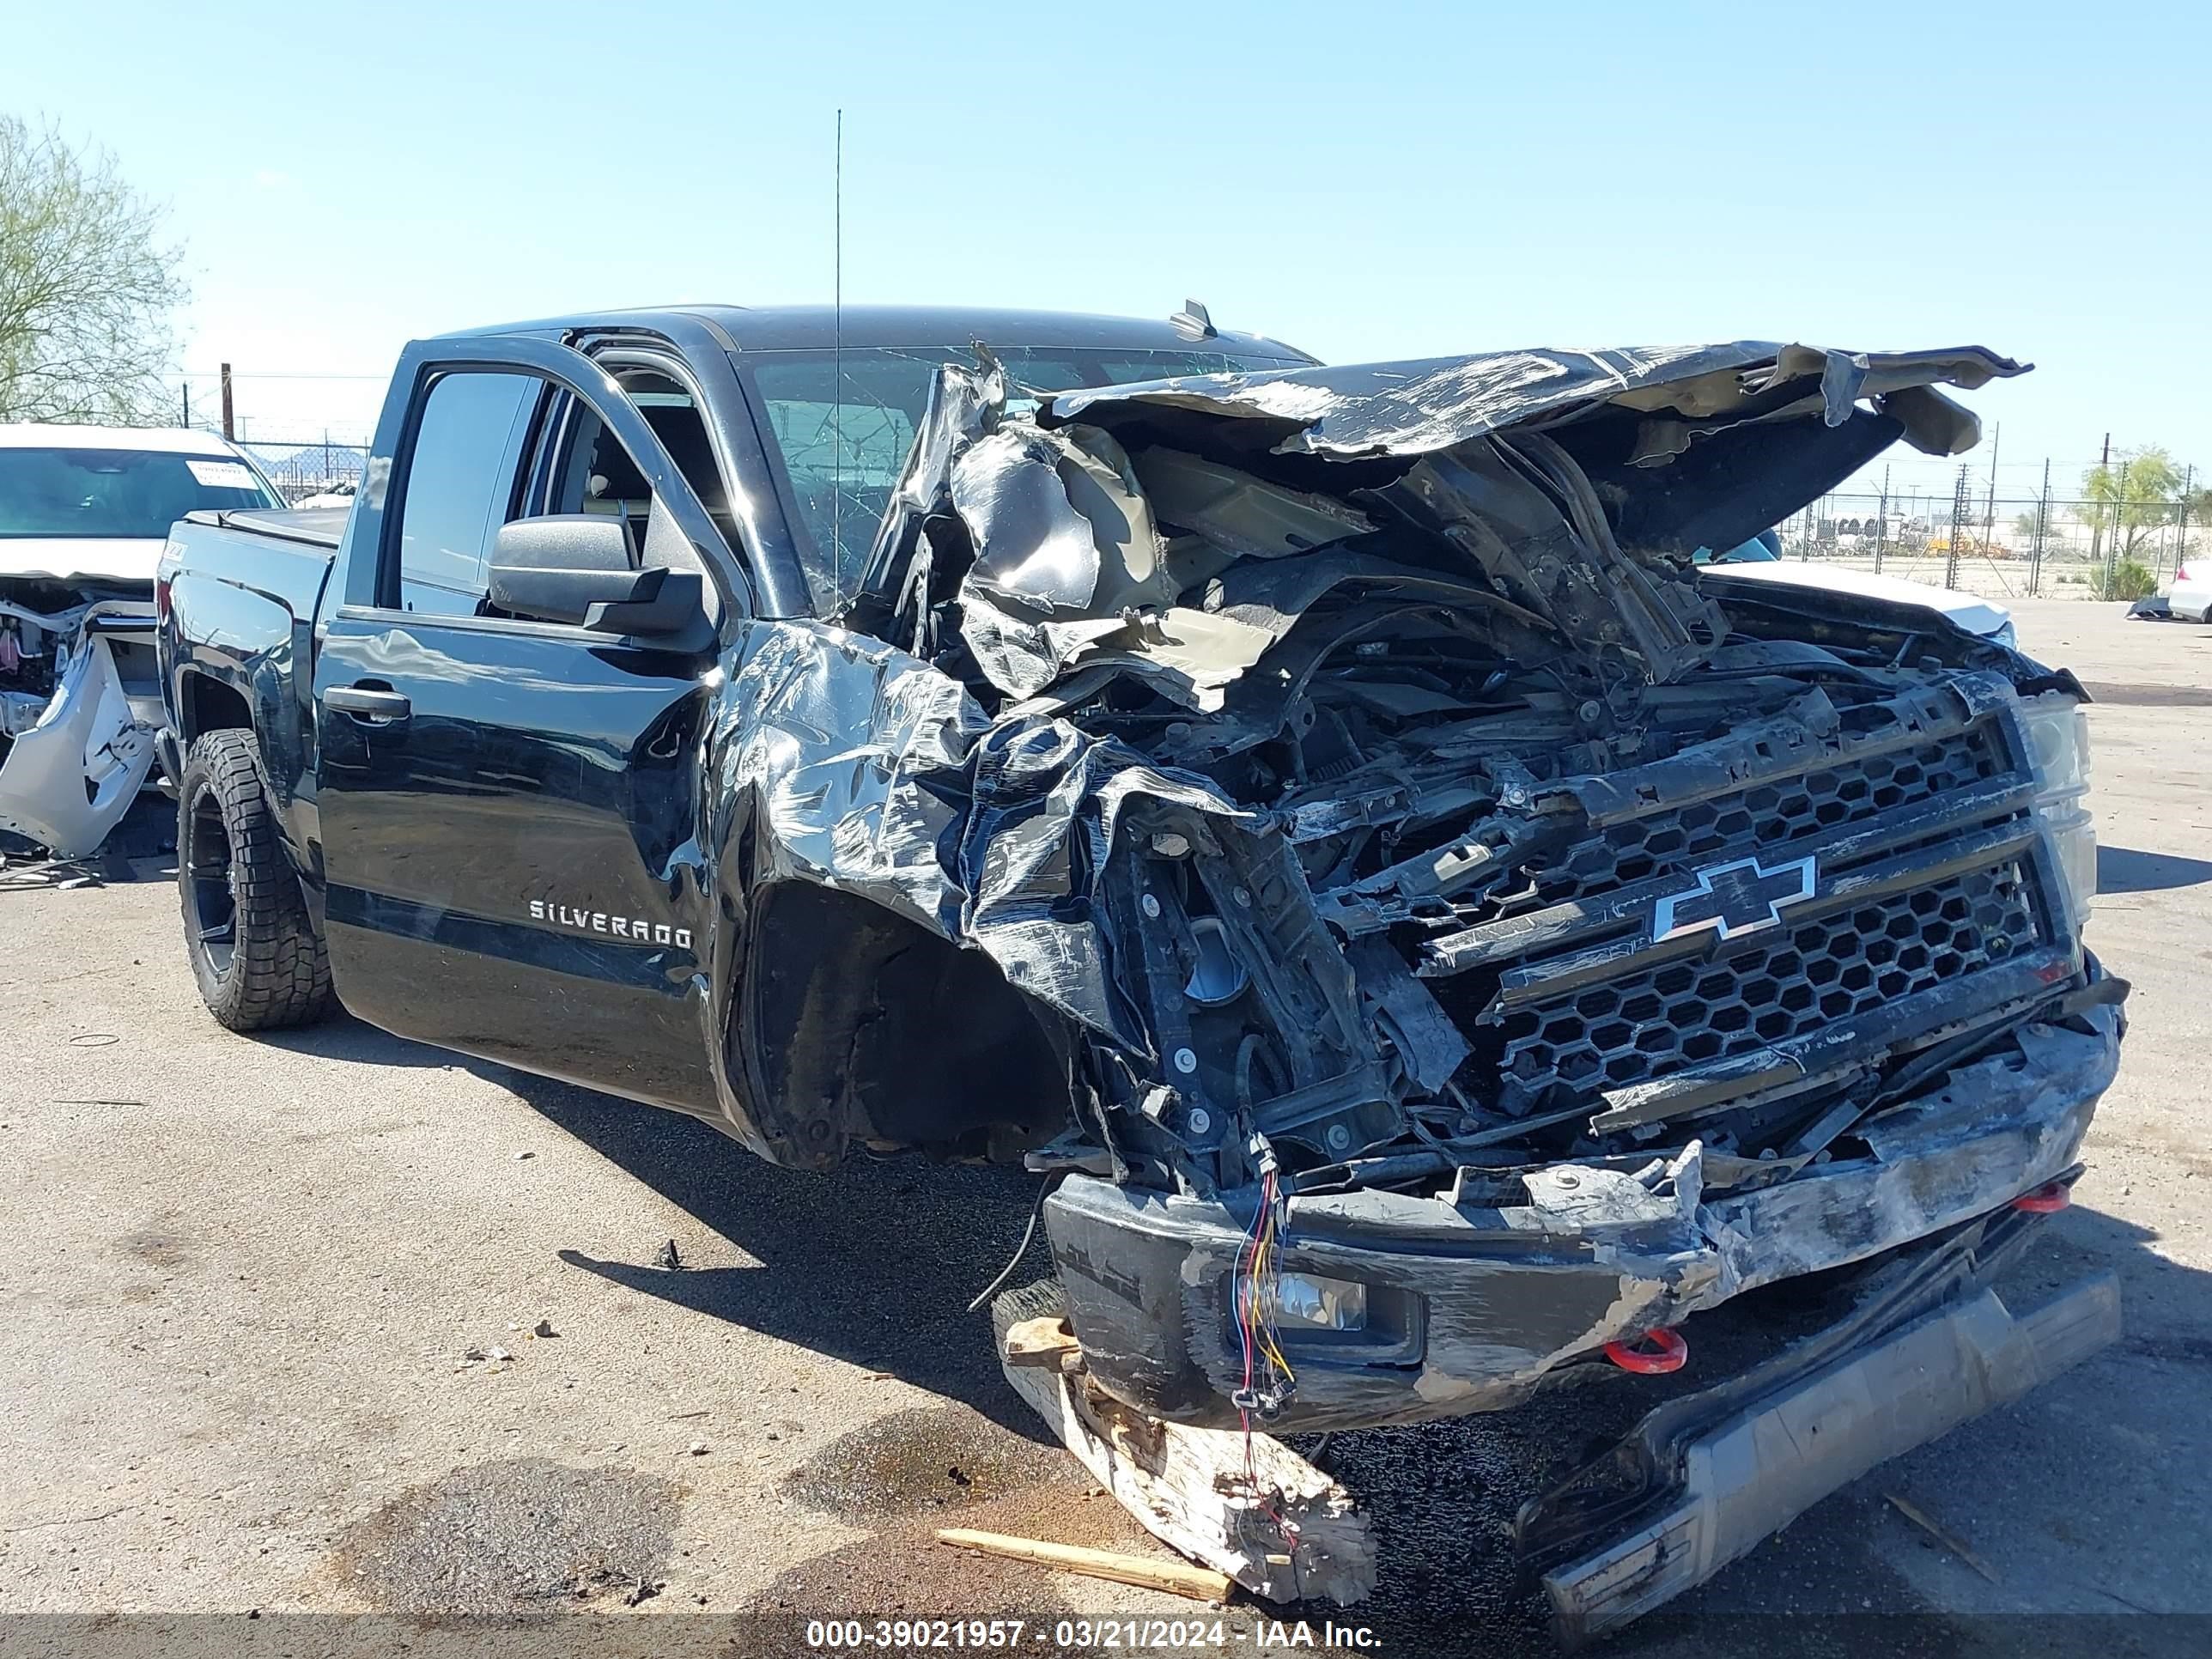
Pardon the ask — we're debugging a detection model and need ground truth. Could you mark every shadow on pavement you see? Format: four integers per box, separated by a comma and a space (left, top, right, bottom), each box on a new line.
252, 1010, 475, 1070
2097, 844, 2212, 894
504, 1069, 1049, 1437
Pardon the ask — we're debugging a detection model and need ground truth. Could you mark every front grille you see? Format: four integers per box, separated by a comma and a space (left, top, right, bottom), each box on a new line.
1492, 859, 2041, 1108
1522, 733, 2008, 908
1413, 687, 2071, 1123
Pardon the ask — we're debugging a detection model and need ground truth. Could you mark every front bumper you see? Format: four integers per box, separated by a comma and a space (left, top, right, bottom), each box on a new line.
1521, 1265, 2119, 1645
1043, 1008, 2120, 1432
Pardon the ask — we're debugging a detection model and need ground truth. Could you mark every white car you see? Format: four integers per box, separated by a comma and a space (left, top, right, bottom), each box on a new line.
293, 481, 358, 512
0, 425, 287, 854
2167, 556, 2212, 623
1699, 532, 2015, 645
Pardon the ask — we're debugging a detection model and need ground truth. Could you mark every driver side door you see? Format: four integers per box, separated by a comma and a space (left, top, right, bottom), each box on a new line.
313, 336, 738, 1113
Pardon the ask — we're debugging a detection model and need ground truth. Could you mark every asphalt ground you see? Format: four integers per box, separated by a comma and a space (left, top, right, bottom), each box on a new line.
2, 599, 2208, 1658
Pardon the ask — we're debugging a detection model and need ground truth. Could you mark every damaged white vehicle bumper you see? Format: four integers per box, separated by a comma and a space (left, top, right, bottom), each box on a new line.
0, 610, 159, 856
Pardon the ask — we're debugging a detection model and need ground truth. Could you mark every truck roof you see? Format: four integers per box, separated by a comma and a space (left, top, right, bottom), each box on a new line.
441, 302, 1314, 362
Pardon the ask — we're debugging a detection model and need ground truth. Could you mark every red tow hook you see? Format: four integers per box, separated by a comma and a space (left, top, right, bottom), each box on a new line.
2012, 1181, 2071, 1214
1603, 1327, 1688, 1375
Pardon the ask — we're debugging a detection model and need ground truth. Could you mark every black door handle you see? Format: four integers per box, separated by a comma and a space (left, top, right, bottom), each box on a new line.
325, 684, 413, 722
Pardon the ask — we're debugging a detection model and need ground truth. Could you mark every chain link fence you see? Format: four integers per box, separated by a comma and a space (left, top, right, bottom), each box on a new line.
1769, 485, 2200, 603
231, 436, 370, 503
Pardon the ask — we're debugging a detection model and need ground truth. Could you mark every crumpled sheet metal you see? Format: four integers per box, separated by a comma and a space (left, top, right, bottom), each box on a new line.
1039, 342, 2029, 462
0, 633, 155, 856
946, 419, 1296, 710
707, 617, 1252, 1046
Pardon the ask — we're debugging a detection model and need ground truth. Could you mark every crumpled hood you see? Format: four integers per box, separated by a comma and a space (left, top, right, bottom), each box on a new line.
1704, 560, 2013, 637
0, 537, 165, 588
859, 339, 2030, 705
1038, 342, 2027, 463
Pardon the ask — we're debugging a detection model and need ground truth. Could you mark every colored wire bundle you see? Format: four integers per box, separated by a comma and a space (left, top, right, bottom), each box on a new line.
1236, 1165, 1296, 1396
1234, 1159, 1299, 1540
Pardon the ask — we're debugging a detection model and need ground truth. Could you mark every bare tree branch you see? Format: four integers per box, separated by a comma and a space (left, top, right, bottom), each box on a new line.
0, 114, 188, 424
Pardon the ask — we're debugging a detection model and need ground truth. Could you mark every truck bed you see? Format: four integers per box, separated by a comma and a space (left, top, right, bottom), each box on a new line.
191, 507, 348, 551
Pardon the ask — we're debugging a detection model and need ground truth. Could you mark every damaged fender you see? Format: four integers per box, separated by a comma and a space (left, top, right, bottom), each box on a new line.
696, 617, 1267, 1167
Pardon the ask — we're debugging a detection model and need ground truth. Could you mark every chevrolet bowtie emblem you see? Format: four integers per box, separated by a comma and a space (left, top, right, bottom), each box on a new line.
1651, 854, 1819, 943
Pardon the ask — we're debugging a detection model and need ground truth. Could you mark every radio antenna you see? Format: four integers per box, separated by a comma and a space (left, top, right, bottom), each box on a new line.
831, 107, 844, 593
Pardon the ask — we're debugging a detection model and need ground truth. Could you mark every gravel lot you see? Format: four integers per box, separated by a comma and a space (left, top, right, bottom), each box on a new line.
3, 599, 2207, 1656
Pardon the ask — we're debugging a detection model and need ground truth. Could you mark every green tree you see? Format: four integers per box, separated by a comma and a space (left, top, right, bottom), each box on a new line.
2179, 483, 2212, 572
0, 115, 187, 423
2080, 446, 2185, 565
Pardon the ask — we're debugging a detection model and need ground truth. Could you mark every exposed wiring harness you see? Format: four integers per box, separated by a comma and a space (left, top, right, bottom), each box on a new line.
1233, 1135, 1300, 1540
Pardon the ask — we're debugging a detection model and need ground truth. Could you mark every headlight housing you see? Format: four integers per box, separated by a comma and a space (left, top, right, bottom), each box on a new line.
1260, 1271, 1368, 1332
2021, 694, 2094, 934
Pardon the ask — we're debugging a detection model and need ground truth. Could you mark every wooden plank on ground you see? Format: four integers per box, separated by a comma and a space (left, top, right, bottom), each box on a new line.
935, 1528, 1234, 1601
999, 1322, 1375, 1605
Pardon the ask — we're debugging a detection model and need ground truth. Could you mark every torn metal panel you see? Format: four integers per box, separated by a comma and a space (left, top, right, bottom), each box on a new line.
955, 424, 1171, 618
0, 629, 155, 855
1037, 343, 2028, 462
1523, 1243, 2118, 1644
703, 617, 1259, 1048
1365, 435, 1725, 684
1129, 447, 1377, 561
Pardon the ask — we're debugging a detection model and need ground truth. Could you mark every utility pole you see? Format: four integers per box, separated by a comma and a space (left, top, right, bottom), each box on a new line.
2175, 465, 2194, 580
1979, 422, 2000, 566
2092, 432, 2112, 567
180, 383, 190, 428
2106, 460, 2129, 593
220, 362, 234, 441
1946, 465, 1972, 591
2030, 458, 2051, 596
1875, 464, 1890, 574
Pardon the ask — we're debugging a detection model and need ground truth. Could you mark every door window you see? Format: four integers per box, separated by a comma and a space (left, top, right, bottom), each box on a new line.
391, 371, 540, 615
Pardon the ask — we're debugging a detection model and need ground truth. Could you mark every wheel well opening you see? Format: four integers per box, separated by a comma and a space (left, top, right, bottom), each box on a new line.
181, 673, 252, 745
739, 881, 1075, 1166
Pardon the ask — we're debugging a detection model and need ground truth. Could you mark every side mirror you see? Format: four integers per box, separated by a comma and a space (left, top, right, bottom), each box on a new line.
488, 514, 706, 640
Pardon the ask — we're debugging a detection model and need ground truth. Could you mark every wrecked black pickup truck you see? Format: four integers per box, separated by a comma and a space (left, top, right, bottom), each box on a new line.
159, 307, 2123, 1635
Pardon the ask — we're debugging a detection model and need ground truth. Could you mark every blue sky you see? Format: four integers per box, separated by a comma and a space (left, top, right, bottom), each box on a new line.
8, 0, 2208, 507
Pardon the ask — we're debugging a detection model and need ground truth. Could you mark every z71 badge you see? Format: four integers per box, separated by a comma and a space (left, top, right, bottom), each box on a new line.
529, 900, 691, 949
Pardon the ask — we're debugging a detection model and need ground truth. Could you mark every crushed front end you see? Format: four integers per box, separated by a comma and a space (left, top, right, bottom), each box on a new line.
729, 339, 2122, 1451
1031, 646, 2116, 1431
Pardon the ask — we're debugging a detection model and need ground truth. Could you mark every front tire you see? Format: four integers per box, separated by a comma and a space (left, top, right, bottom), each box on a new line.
178, 729, 334, 1031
